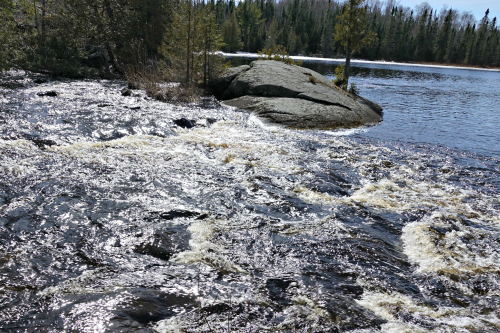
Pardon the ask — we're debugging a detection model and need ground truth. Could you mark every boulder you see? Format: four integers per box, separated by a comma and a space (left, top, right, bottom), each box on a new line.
37, 91, 59, 97
173, 118, 195, 129
211, 65, 250, 96
219, 60, 382, 129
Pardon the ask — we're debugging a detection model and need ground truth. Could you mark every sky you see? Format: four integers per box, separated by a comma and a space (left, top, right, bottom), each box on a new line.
397, 0, 499, 21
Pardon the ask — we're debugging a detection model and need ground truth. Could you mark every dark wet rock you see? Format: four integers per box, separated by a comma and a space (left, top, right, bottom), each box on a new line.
220, 61, 382, 129
266, 278, 294, 306
339, 284, 364, 297
30, 138, 58, 149
325, 296, 387, 331
114, 288, 195, 325
206, 118, 217, 126
121, 88, 132, 96
134, 226, 190, 261
472, 279, 490, 295
159, 210, 200, 220
195, 118, 218, 127
37, 90, 59, 97
97, 103, 112, 107
33, 78, 48, 84
0, 79, 25, 89
173, 118, 195, 129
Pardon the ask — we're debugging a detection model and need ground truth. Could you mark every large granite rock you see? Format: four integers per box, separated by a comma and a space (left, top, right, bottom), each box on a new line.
218, 60, 382, 129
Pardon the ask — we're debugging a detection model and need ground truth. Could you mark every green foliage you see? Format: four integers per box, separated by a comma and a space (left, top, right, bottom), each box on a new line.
221, 10, 243, 52
159, 0, 224, 89
237, 0, 265, 52
348, 82, 359, 95
334, 0, 377, 54
257, 45, 302, 66
3, 0, 500, 78
333, 64, 348, 90
0, 0, 17, 70
333, 0, 377, 86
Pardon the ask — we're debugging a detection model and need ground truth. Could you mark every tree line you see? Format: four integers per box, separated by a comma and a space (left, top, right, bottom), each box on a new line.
1, 0, 499, 78
218, 0, 499, 67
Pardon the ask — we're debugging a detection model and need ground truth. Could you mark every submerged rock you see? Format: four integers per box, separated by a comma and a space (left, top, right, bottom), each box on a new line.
33, 78, 48, 84
121, 88, 132, 96
218, 60, 382, 129
173, 118, 195, 129
37, 90, 58, 97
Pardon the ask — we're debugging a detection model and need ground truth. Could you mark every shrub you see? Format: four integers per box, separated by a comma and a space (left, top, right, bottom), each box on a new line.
308, 75, 318, 84
348, 82, 360, 95
332, 64, 348, 90
257, 45, 302, 66
125, 61, 201, 104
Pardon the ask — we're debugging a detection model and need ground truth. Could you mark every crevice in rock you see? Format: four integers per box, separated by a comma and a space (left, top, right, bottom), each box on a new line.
257, 110, 296, 116
296, 93, 352, 110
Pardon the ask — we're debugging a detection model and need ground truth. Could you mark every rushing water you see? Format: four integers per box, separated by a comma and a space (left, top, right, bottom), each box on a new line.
0, 60, 499, 332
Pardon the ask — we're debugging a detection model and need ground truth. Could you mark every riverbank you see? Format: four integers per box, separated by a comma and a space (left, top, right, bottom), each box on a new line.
223, 52, 500, 72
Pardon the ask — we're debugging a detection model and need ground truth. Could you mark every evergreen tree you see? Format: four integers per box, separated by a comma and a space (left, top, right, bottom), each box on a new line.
333, 0, 377, 86
444, 28, 457, 63
160, 0, 201, 83
320, 5, 334, 57
237, 0, 265, 52
414, 9, 428, 61
464, 23, 477, 64
221, 10, 243, 52
0, 0, 16, 70
435, 9, 453, 62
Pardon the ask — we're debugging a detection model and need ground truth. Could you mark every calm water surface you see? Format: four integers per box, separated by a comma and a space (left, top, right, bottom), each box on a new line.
0, 60, 499, 332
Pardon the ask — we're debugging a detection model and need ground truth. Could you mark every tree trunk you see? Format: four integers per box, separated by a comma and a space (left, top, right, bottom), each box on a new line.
41, 0, 45, 38
34, 0, 39, 34
186, 1, 192, 83
345, 38, 351, 87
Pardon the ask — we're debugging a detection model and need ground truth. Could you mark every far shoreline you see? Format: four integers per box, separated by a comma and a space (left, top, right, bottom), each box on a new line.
222, 52, 500, 72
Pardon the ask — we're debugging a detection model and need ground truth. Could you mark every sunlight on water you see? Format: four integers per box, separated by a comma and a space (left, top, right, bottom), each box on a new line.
1, 67, 500, 331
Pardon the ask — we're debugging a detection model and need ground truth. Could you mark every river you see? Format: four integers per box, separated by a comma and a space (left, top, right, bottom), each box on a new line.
0, 59, 499, 332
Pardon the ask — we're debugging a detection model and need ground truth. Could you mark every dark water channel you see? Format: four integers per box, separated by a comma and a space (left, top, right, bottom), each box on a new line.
0, 60, 499, 332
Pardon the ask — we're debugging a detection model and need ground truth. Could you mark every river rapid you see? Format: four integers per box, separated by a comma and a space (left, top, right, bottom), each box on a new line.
0, 60, 499, 332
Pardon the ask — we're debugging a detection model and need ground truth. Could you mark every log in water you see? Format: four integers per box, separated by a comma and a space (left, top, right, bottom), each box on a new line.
0, 63, 499, 332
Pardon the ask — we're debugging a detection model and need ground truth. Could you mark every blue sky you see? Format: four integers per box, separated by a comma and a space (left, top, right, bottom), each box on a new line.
397, 0, 499, 21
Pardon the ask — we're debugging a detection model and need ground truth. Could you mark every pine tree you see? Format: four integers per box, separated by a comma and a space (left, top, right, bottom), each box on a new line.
0, 0, 16, 70
435, 9, 453, 62
237, 0, 265, 52
222, 10, 243, 52
464, 24, 476, 64
476, 9, 491, 65
160, 0, 201, 83
444, 28, 457, 63
414, 9, 428, 61
320, 6, 334, 57
333, 0, 377, 87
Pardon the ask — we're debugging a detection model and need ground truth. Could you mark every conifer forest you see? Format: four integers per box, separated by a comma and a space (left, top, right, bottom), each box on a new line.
1, 0, 499, 77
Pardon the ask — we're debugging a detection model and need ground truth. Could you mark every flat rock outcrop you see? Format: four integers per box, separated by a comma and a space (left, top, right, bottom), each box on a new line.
217, 60, 382, 129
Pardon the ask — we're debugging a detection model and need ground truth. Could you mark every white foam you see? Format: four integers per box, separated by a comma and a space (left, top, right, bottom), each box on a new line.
356, 291, 500, 332
402, 212, 500, 277
170, 219, 247, 274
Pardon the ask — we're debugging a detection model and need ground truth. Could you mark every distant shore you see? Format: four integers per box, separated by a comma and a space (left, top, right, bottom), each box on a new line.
222, 53, 500, 72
